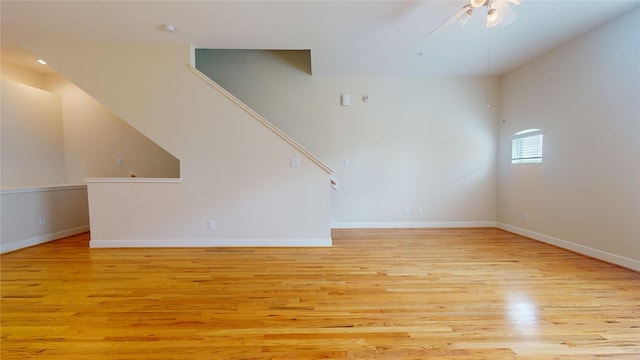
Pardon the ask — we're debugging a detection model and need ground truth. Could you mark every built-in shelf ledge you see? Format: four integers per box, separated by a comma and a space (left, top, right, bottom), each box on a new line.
1, 184, 87, 195
84, 178, 182, 184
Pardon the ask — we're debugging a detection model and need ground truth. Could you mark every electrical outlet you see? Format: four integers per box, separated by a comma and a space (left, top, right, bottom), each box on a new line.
38, 217, 47, 226
523, 212, 529, 221
404, 208, 410, 215
417, 208, 424, 215
207, 220, 215, 229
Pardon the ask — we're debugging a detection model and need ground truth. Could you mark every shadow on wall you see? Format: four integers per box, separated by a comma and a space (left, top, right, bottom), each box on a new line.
196, 49, 312, 76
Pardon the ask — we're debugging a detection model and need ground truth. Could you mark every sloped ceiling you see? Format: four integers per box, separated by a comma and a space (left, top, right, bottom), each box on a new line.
1, 0, 638, 76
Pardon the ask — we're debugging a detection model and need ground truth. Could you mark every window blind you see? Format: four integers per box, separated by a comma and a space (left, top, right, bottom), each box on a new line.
512, 130, 543, 164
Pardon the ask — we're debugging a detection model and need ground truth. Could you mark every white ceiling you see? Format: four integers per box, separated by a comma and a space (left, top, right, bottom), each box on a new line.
1, 0, 638, 77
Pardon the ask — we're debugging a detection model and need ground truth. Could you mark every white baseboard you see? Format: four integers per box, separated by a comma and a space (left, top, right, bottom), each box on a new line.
331, 221, 496, 229
497, 222, 640, 272
0, 225, 90, 254
90, 237, 332, 248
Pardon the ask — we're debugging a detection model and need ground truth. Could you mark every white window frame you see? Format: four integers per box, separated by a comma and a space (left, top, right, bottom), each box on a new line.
512, 129, 543, 164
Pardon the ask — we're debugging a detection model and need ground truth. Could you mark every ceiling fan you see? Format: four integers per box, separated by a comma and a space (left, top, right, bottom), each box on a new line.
430, 0, 522, 35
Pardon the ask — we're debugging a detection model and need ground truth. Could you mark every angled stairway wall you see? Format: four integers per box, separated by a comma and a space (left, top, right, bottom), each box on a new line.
25, 43, 333, 246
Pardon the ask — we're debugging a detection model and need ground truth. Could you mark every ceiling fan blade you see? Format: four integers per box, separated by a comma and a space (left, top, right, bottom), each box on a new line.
493, 0, 518, 26
429, 4, 472, 36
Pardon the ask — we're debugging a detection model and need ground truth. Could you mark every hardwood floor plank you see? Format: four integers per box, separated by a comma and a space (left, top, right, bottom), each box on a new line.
2, 229, 639, 359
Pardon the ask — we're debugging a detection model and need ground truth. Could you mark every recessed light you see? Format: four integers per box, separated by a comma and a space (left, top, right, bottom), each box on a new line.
36, 59, 47, 65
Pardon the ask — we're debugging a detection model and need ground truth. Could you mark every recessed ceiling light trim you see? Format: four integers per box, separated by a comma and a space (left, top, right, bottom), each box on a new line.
36, 59, 47, 65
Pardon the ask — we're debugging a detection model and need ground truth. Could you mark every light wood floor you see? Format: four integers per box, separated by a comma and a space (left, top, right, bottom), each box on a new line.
2, 228, 639, 359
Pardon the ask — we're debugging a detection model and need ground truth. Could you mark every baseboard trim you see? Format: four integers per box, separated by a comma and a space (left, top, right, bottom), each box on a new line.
90, 238, 332, 248
0, 225, 90, 254
497, 222, 640, 272
331, 221, 496, 229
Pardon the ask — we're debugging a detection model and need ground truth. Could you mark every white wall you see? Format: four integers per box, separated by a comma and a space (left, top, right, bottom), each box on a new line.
1, 68, 87, 253
1, 78, 66, 187
196, 50, 498, 227
0, 61, 44, 89
498, 8, 640, 269
1, 62, 180, 183
44, 75, 180, 181
26, 43, 333, 246
0, 61, 180, 252
1, 186, 89, 253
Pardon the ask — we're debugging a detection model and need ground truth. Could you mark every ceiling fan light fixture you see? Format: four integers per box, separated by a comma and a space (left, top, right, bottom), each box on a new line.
459, 9, 473, 26
486, 8, 503, 27
429, 0, 520, 35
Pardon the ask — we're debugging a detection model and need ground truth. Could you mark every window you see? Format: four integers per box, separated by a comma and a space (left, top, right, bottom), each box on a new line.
512, 129, 543, 164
